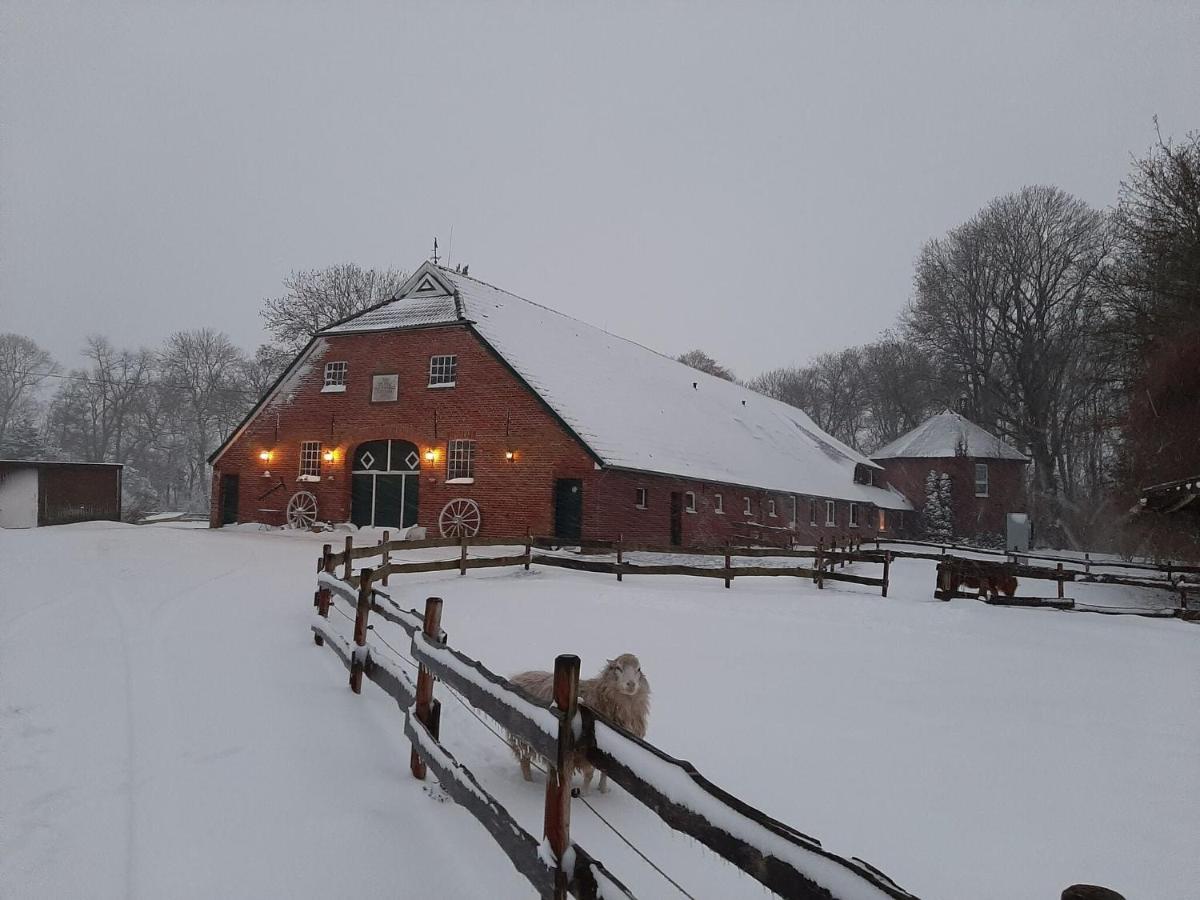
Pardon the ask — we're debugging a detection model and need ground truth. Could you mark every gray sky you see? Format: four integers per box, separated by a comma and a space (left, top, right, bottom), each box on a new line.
3, 1, 1198, 379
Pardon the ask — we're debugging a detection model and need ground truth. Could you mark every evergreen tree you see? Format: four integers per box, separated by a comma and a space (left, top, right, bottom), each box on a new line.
923, 470, 954, 543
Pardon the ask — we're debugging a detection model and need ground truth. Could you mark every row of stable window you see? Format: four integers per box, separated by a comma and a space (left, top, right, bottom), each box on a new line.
634, 487, 886, 530
321, 355, 458, 397
296, 439, 476, 481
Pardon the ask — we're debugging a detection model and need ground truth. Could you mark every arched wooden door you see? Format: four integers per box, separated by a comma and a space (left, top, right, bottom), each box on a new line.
350, 440, 420, 528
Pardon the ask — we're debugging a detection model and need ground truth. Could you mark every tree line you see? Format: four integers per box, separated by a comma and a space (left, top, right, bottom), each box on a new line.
2, 129, 1195, 553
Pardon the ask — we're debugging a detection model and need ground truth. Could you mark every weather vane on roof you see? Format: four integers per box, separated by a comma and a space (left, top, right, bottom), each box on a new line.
431, 236, 440, 265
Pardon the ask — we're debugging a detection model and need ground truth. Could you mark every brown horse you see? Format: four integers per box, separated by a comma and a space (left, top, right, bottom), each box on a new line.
947, 570, 1019, 600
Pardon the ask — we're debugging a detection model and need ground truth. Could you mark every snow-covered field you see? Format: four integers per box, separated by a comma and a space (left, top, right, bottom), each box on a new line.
2, 523, 1197, 899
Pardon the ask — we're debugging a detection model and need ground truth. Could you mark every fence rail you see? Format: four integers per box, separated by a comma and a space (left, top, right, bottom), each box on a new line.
309, 545, 920, 900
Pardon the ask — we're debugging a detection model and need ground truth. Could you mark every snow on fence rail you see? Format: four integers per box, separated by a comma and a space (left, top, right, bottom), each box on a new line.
308, 546, 921, 900
322, 530, 893, 596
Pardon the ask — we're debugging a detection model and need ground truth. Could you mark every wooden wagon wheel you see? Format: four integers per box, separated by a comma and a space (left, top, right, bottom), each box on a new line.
438, 498, 481, 538
286, 491, 318, 529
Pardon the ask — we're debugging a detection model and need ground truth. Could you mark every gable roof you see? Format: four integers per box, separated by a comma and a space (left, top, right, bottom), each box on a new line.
870, 411, 1028, 462
322, 261, 910, 509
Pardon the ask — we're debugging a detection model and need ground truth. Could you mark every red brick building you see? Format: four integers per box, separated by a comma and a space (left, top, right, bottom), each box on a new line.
871, 411, 1028, 543
209, 261, 910, 545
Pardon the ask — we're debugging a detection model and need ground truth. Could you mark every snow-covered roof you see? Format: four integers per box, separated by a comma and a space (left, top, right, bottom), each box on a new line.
322, 262, 911, 510
870, 411, 1028, 462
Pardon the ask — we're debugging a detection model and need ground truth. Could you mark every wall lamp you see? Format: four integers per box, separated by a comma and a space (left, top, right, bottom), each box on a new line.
322, 449, 335, 463
504, 450, 517, 462
424, 447, 438, 463
259, 450, 272, 463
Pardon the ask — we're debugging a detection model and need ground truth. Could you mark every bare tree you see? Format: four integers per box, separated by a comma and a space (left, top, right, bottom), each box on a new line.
261, 263, 407, 350
0, 333, 57, 450
240, 343, 292, 398
906, 185, 1111, 539
676, 349, 736, 381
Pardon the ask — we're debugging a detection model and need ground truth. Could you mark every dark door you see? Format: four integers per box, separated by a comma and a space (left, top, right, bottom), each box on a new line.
553, 479, 583, 542
351, 440, 420, 528
669, 491, 683, 546
221, 474, 239, 525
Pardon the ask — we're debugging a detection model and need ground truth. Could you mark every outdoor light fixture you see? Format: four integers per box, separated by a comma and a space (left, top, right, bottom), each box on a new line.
322, 449, 334, 463
424, 448, 436, 463
259, 450, 272, 462
504, 450, 516, 461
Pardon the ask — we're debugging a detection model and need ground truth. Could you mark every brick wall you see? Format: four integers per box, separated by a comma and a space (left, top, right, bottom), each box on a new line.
210, 324, 595, 537
877, 457, 1026, 539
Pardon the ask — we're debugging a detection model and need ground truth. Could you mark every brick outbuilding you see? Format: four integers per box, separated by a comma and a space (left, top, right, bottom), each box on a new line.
209, 261, 910, 546
871, 411, 1028, 543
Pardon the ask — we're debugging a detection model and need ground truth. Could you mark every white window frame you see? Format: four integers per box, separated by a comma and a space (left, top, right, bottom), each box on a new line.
809, 499, 818, 526
683, 491, 697, 513
743, 496, 752, 516
825, 500, 836, 526
299, 441, 322, 480
322, 361, 347, 393
371, 373, 399, 403
767, 498, 777, 518
713, 493, 724, 514
975, 463, 989, 498
849, 502, 859, 527
635, 487, 647, 509
446, 439, 475, 482
428, 354, 458, 388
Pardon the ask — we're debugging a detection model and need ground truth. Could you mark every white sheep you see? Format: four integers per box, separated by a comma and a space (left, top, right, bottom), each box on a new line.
507, 653, 651, 794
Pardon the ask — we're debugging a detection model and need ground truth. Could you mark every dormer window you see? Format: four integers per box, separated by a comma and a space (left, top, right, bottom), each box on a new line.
429, 355, 458, 388
322, 361, 347, 392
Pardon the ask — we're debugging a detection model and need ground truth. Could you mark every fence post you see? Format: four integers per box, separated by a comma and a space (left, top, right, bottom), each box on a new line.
350, 567, 373, 694
524, 528, 532, 571
411, 596, 444, 780
381, 530, 390, 587
1084, 552, 1090, 576
543, 654, 580, 900
815, 537, 824, 589
344, 534, 354, 580
1056, 562, 1064, 600
459, 533, 468, 576
314, 543, 333, 646
1180, 583, 1189, 617
882, 550, 891, 598
616, 533, 623, 583
724, 546, 732, 590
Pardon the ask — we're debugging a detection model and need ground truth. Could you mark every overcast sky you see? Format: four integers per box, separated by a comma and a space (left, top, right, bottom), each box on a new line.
2, 1, 1198, 379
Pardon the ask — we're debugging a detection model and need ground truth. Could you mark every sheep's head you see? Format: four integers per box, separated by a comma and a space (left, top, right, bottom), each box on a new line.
603, 653, 647, 696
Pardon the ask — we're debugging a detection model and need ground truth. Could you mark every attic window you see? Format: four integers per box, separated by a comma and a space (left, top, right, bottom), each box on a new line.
322, 361, 347, 392
825, 500, 836, 527
429, 355, 458, 388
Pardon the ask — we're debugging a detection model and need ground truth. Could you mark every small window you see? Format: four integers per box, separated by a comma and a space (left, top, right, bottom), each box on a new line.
975, 463, 989, 497
429, 355, 458, 388
714, 493, 724, 514
371, 373, 398, 402
825, 500, 836, 526
685, 492, 696, 513
322, 361, 347, 392
809, 499, 818, 526
849, 503, 859, 527
299, 441, 322, 479
635, 487, 647, 509
446, 439, 475, 481
743, 496, 752, 516
767, 498, 777, 518
878, 508, 887, 532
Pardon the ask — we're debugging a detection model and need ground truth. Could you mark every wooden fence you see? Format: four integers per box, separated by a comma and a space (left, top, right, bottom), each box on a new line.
324, 530, 893, 596
309, 546, 920, 900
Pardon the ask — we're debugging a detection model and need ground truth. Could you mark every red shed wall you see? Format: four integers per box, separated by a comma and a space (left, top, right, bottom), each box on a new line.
37, 466, 122, 525
878, 457, 1026, 539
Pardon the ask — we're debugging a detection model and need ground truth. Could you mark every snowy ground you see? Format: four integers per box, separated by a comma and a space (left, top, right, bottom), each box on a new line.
2, 524, 1197, 900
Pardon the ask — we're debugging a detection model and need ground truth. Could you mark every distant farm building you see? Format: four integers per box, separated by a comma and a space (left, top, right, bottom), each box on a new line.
209, 261, 911, 545
0, 460, 123, 529
871, 411, 1029, 546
